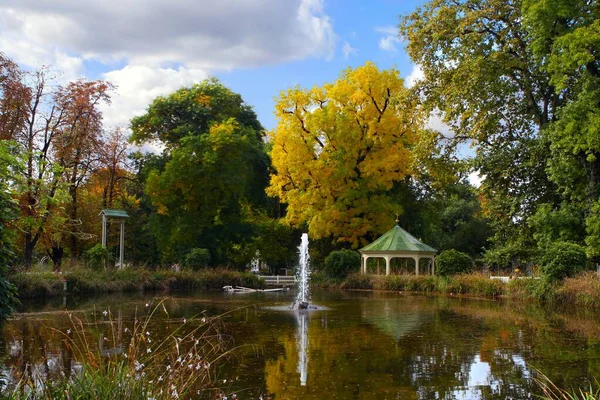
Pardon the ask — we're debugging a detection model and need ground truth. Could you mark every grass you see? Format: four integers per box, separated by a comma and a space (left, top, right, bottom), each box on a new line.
0, 299, 241, 399
337, 271, 600, 309
8, 267, 265, 298
535, 370, 600, 400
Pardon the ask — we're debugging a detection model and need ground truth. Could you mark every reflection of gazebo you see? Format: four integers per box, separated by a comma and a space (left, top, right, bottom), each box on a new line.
359, 224, 437, 275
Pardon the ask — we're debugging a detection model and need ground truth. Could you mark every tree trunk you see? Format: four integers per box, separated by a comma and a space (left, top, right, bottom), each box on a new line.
49, 246, 64, 272
24, 233, 34, 268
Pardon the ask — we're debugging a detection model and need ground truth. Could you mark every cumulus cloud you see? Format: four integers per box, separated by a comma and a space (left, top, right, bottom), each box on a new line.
375, 26, 401, 52
100, 65, 210, 128
405, 64, 424, 88
341, 41, 357, 59
0, 0, 337, 69
0, 0, 337, 133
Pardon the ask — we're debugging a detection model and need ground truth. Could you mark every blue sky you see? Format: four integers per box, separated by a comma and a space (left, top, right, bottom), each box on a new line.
216, 0, 427, 130
0, 0, 428, 131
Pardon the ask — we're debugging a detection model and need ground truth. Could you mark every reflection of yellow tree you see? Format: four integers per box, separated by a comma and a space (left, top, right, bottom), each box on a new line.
264, 313, 420, 400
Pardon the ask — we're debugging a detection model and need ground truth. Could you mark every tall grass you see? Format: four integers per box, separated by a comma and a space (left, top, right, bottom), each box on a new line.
535, 370, 600, 400
341, 273, 505, 297
339, 272, 600, 309
9, 267, 265, 298
1, 300, 240, 399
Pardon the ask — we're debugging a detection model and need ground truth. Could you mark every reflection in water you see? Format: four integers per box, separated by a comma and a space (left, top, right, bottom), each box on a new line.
295, 311, 309, 386
3, 291, 600, 399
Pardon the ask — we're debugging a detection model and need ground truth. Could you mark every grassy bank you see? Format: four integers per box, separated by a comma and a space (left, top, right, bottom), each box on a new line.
9, 268, 265, 298
334, 272, 600, 310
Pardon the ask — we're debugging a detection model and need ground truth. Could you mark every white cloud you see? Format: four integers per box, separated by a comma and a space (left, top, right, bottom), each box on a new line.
426, 112, 453, 138
342, 41, 357, 59
0, 0, 337, 132
100, 65, 210, 128
375, 25, 401, 52
468, 171, 483, 187
0, 0, 337, 69
405, 64, 424, 88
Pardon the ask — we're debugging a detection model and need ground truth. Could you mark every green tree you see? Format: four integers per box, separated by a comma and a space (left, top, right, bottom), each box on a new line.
523, 0, 600, 259
131, 79, 270, 264
0, 141, 20, 320
400, 0, 560, 258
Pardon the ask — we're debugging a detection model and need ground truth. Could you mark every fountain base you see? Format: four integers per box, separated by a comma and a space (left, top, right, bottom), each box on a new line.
291, 301, 318, 310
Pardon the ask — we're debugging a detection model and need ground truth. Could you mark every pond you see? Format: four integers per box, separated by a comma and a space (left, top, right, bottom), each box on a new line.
2, 289, 600, 399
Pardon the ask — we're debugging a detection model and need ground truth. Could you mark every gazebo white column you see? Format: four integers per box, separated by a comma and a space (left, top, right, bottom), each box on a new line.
414, 256, 420, 276
385, 255, 391, 275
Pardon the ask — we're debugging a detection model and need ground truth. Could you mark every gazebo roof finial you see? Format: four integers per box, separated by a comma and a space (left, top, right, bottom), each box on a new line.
395, 214, 400, 225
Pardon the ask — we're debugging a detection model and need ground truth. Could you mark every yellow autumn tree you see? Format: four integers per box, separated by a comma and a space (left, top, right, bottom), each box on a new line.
268, 62, 422, 246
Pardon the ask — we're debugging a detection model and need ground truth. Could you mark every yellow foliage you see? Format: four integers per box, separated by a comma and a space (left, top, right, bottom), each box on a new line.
268, 62, 423, 246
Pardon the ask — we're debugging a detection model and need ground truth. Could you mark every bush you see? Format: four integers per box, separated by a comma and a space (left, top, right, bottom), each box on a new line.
540, 241, 587, 282
324, 250, 360, 278
86, 244, 111, 271
183, 248, 211, 270
436, 249, 474, 276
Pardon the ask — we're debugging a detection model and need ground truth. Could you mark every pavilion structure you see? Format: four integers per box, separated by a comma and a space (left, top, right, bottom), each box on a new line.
359, 224, 437, 276
100, 209, 129, 269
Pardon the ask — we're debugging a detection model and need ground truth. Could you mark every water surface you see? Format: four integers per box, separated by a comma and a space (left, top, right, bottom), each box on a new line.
2, 290, 600, 399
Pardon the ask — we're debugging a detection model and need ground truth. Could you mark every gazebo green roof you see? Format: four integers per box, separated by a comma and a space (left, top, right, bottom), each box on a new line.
100, 209, 129, 219
360, 225, 437, 253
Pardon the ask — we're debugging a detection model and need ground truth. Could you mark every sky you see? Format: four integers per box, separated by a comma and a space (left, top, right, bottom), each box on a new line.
0, 0, 429, 131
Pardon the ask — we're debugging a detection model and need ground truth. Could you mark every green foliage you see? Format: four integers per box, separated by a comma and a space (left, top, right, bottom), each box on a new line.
183, 248, 211, 270
0, 141, 19, 320
86, 244, 111, 271
436, 249, 474, 276
400, 0, 559, 257
131, 79, 271, 265
324, 250, 360, 278
130, 77, 263, 146
540, 242, 587, 282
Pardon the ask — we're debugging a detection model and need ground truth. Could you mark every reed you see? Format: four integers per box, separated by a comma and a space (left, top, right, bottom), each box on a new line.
9, 267, 265, 298
1, 300, 241, 399
535, 370, 600, 400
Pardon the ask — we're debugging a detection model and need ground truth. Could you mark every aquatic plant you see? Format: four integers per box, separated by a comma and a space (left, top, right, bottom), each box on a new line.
535, 369, 600, 400
1, 299, 240, 399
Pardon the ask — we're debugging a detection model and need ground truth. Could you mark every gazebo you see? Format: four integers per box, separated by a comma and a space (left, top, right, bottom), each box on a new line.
99, 209, 129, 269
359, 224, 437, 276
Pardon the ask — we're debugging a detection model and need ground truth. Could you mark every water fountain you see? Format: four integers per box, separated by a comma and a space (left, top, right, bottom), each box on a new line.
291, 233, 316, 310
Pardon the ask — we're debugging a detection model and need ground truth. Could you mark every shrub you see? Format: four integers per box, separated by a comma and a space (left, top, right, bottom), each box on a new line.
86, 244, 111, 271
436, 249, 474, 276
183, 248, 211, 270
324, 249, 360, 278
540, 241, 587, 282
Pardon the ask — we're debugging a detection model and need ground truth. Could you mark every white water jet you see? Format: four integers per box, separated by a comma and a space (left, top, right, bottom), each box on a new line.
293, 233, 312, 309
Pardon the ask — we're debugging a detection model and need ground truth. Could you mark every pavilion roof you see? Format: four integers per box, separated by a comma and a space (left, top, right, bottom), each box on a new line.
100, 209, 129, 219
360, 225, 437, 253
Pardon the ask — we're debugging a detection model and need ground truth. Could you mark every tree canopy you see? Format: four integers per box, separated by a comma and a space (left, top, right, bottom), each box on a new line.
268, 62, 423, 247
131, 79, 273, 263
400, 0, 600, 262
